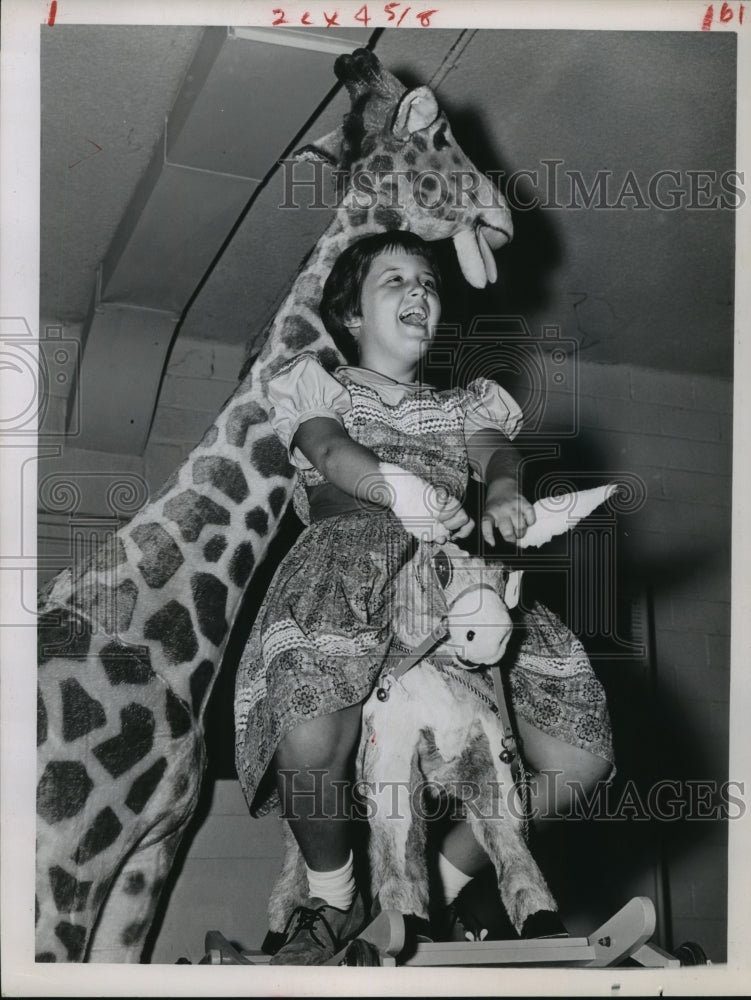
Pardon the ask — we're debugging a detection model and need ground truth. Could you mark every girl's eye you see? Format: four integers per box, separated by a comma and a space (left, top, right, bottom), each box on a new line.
423, 278, 436, 290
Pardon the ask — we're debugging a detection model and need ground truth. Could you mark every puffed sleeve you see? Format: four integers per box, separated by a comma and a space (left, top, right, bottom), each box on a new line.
463, 378, 524, 441
267, 353, 352, 470
463, 379, 524, 483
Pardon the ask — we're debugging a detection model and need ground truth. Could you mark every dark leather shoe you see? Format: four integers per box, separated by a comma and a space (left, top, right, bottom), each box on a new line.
269, 894, 367, 965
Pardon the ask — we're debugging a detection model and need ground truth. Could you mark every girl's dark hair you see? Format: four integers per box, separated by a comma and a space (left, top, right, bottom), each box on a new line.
320, 231, 443, 364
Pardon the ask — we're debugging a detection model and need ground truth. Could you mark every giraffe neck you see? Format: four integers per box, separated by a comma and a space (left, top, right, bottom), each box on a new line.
44, 200, 389, 712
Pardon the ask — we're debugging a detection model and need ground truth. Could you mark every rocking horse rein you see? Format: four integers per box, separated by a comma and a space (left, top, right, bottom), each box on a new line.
374, 580, 524, 783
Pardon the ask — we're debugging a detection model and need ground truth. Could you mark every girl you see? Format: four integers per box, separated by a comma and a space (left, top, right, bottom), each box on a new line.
234, 231, 613, 964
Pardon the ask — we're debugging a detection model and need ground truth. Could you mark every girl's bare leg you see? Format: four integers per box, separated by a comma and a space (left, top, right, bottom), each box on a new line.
273, 703, 362, 871
440, 722, 612, 875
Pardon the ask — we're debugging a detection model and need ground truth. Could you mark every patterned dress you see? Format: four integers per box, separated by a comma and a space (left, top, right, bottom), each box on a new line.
234, 354, 613, 816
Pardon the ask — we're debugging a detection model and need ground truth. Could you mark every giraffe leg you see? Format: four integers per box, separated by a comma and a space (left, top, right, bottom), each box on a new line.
87, 824, 187, 963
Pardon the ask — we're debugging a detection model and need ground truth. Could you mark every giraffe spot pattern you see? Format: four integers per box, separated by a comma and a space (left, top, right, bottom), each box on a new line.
37, 761, 93, 824
38, 607, 92, 665
225, 400, 268, 448
346, 208, 369, 229
229, 542, 255, 589
190, 660, 214, 717
280, 316, 321, 354
404, 150, 416, 165
193, 456, 249, 504
125, 757, 168, 815
92, 704, 155, 779
421, 173, 439, 191
143, 600, 198, 664
112, 578, 139, 633
166, 689, 193, 738
125, 872, 146, 895
374, 206, 403, 230
367, 154, 394, 172
131, 522, 184, 589
37, 686, 48, 746
251, 434, 293, 479
72, 807, 123, 866
203, 534, 227, 562
100, 640, 155, 685
60, 678, 106, 742
268, 486, 287, 519
191, 572, 228, 645
54, 921, 86, 961
49, 865, 91, 913
244, 507, 269, 536
412, 133, 428, 152
163, 489, 230, 543
121, 919, 149, 947
93, 536, 127, 572
317, 347, 343, 373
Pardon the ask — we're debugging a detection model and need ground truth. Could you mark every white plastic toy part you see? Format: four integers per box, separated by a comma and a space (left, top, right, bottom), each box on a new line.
518, 484, 619, 549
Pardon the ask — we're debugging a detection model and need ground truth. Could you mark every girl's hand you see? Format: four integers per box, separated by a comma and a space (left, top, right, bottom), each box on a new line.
379, 463, 474, 543
435, 493, 475, 541
482, 479, 536, 546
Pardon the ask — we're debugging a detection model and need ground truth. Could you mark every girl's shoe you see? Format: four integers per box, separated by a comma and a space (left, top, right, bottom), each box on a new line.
269, 893, 366, 965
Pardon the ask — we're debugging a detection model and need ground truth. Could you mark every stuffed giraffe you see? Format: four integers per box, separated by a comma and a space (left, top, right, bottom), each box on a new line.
35, 48, 513, 962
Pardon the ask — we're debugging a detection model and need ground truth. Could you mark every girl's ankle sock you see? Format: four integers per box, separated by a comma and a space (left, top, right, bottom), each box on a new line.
306, 851, 356, 910
438, 851, 474, 905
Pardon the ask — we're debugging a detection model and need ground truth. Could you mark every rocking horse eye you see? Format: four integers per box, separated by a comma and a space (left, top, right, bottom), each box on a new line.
466, 630, 476, 642
433, 550, 453, 589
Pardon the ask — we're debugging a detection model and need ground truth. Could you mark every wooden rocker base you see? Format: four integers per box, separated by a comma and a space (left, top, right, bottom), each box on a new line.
201, 897, 692, 969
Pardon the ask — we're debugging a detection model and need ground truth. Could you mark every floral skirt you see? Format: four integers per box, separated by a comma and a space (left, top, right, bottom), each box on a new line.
508, 601, 614, 767
234, 511, 614, 816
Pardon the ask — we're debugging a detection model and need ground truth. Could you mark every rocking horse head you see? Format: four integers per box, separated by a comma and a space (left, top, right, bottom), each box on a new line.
392, 541, 521, 670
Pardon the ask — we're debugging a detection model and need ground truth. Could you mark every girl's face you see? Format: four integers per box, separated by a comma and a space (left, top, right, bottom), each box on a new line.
346, 250, 441, 381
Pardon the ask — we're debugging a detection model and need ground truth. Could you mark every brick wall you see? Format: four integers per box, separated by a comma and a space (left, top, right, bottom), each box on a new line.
535, 359, 732, 962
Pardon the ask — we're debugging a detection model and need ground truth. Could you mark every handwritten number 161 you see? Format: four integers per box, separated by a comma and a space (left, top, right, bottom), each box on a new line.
702, 3, 745, 28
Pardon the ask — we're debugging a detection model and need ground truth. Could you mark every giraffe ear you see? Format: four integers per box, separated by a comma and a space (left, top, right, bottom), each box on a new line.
293, 126, 344, 165
392, 86, 440, 140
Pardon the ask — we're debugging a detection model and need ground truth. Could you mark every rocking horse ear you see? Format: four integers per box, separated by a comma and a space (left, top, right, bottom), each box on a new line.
503, 569, 523, 610
293, 126, 344, 165
392, 86, 440, 140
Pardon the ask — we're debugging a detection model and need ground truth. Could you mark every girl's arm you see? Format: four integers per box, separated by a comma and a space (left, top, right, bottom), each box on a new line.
293, 416, 474, 541
466, 428, 536, 545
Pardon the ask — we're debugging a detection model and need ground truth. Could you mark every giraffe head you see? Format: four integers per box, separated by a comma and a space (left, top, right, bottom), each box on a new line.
296, 48, 512, 289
